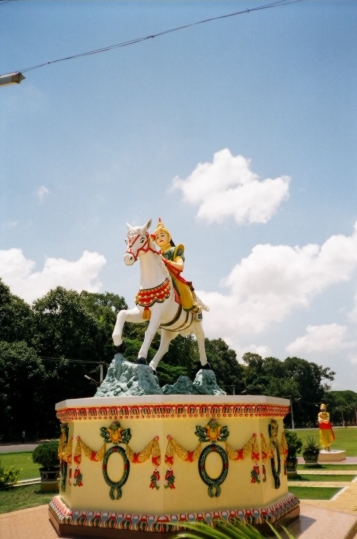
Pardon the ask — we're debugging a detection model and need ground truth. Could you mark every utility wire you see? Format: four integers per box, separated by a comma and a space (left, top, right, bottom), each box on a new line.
14, 0, 304, 75
40, 356, 107, 365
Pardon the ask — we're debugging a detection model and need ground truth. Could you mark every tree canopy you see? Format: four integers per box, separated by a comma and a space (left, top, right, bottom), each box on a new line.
325, 390, 357, 426
242, 353, 335, 427
0, 280, 33, 344
0, 278, 342, 440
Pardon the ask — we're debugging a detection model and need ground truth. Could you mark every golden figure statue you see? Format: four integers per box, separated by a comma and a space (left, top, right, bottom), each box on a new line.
152, 219, 200, 313
318, 403, 335, 451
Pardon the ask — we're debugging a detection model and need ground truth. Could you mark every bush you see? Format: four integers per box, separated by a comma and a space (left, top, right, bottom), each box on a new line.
32, 441, 59, 469
285, 431, 303, 459
302, 435, 320, 456
0, 461, 20, 487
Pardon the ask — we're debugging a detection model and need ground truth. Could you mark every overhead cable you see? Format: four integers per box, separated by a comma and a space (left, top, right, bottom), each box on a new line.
40, 356, 106, 365
13, 0, 304, 75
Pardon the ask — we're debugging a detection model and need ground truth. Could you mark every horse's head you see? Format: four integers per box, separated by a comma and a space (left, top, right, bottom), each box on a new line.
124, 219, 153, 265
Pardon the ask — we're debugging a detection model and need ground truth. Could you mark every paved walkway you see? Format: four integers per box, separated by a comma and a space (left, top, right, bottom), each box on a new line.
297, 470, 357, 474
297, 455, 357, 464
293, 475, 357, 518
0, 506, 59, 539
289, 469, 357, 488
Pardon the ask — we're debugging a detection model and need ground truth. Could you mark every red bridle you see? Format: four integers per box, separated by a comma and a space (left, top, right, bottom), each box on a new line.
125, 232, 158, 261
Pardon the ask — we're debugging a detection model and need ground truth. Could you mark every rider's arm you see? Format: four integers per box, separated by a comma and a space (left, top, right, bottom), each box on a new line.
164, 256, 184, 272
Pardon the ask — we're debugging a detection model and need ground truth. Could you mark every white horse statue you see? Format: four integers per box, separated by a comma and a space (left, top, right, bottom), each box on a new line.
112, 219, 210, 374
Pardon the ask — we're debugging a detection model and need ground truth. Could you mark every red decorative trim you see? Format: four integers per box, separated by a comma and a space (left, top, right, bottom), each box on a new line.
49, 492, 299, 530
56, 403, 290, 423
135, 278, 171, 308
125, 232, 159, 261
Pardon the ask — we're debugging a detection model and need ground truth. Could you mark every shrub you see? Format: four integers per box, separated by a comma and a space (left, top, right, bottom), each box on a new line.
302, 435, 320, 456
285, 431, 303, 459
32, 441, 60, 469
0, 461, 20, 487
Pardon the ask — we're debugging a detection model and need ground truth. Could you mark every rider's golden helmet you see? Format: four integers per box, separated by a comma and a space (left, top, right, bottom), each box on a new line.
152, 218, 171, 241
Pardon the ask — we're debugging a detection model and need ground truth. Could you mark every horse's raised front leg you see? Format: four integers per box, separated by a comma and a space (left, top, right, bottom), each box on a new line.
149, 330, 175, 373
112, 307, 143, 346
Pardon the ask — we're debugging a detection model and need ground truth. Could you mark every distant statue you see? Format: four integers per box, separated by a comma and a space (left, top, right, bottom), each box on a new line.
112, 219, 210, 374
318, 403, 335, 451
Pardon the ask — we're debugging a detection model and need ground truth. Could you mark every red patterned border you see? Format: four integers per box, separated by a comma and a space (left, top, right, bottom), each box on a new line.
56, 404, 289, 423
49, 493, 299, 530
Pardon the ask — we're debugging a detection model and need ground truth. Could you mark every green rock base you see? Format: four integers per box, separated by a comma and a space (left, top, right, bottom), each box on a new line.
95, 353, 226, 397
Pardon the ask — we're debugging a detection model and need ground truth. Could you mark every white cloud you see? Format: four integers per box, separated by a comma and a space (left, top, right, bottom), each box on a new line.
0, 248, 106, 304
171, 149, 290, 224
197, 223, 357, 344
1, 221, 18, 229
349, 292, 357, 323
240, 344, 271, 359
286, 324, 350, 355
37, 185, 49, 202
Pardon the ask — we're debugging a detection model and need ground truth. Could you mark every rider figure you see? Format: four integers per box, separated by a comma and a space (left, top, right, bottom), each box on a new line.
152, 219, 200, 314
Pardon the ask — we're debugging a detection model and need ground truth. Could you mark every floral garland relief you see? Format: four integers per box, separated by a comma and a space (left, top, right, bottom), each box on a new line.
58, 424, 69, 491
58, 420, 160, 499
165, 419, 261, 497
57, 418, 286, 498
260, 419, 288, 489
225, 432, 262, 484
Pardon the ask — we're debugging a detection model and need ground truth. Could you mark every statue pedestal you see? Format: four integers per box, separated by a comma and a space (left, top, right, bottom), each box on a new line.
49, 395, 299, 537
319, 450, 346, 462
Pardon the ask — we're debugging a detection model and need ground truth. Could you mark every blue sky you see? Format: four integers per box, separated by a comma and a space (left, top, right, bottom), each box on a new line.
1, 0, 356, 390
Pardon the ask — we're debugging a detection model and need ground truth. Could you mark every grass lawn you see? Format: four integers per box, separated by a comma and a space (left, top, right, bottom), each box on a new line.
297, 464, 357, 471
292, 428, 357, 456
289, 474, 355, 482
0, 452, 40, 480
0, 484, 55, 514
289, 486, 342, 500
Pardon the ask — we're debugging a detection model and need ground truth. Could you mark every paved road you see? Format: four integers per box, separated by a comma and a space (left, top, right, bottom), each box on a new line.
0, 444, 39, 453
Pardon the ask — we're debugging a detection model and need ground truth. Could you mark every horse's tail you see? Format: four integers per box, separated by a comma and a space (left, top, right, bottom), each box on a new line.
193, 292, 209, 312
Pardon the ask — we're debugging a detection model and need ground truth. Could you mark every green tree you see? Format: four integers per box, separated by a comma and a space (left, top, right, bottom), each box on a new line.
33, 287, 107, 361
79, 290, 127, 361
242, 353, 335, 427
0, 279, 33, 345
0, 341, 46, 440
242, 353, 271, 395
195, 338, 245, 394
325, 390, 357, 425
284, 357, 335, 427
31, 287, 121, 435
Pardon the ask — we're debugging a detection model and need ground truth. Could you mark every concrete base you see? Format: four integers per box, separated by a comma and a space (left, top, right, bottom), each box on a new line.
319, 450, 346, 463
49, 504, 300, 539
40, 481, 59, 493
48, 503, 357, 539
51, 394, 298, 537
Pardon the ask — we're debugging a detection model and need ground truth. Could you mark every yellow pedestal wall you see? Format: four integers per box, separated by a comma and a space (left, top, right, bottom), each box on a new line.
51, 395, 298, 531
